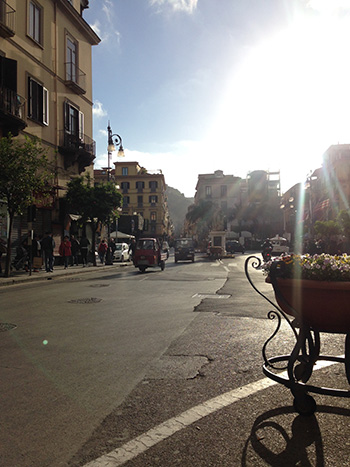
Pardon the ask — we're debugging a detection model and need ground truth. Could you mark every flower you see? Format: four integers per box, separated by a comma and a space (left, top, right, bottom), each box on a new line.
262, 253, 350, 282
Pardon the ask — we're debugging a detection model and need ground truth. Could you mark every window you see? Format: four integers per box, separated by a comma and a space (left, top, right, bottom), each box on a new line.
136, 181, 145, 192
150, 211, 157, 221
122, 167, 128, 176
149, 181, 158, 192
28, 77, 48, 125
64, 102, 83, 139
221, 185, 227, 197
137, 195, 143, 207
221, 201, 227, 212
29, 1, 42, 44
66, 36, 77, 83
123, 196, 130, 207
205, 186, 212, 198
121, 182, 129, 193
149, 195, 158, 205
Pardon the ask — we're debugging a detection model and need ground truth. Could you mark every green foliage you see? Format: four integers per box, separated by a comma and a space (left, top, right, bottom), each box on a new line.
314, 220, 341, 239
338, 210, 350, 238
65, 176, 122, 224
0, 135, 53, 217
64, 176, 122, 266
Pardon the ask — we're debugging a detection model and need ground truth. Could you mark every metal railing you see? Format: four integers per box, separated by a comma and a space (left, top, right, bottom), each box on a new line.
64, 62, 86, 93
0, 86, 25, 119
59, 130, 96, 156
0, 0, 15, 35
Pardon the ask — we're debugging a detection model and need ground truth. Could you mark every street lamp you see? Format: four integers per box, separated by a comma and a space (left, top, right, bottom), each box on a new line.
105, 121, 124, 265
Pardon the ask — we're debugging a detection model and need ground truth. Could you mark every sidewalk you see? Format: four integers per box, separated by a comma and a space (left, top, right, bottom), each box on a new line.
0, 261, 132, 287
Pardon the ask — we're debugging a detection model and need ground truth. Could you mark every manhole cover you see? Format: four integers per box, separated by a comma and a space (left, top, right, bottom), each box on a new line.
0, 323, 17, 332
68, 298, 102, 304
192, 293, 231, 299
89, 284, 110, 288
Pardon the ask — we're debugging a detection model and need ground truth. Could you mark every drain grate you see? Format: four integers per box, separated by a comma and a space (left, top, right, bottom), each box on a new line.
68, 297, 102, 304
0, 323, 17, 332
192, 293, 231, 299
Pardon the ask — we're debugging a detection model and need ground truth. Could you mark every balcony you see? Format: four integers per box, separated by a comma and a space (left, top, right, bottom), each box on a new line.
0, 86, 26, 136
59, 130, 96, 173
0, 1, 15, 37
64, 62, 86, 95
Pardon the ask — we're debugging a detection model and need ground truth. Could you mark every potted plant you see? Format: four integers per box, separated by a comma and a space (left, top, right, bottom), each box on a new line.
262, 253, 350, 333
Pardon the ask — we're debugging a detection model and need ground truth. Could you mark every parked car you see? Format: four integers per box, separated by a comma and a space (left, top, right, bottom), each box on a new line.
113, 243, 130, 262
174, 238, 195, 262
226, 240, 245, 254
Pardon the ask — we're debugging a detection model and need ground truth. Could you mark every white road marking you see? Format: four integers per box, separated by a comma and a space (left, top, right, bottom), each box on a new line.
83, 359, 340, 467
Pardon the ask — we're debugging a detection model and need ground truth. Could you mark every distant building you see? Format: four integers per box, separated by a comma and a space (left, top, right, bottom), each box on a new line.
190, 169, 282, 243
95, 161, 172, 239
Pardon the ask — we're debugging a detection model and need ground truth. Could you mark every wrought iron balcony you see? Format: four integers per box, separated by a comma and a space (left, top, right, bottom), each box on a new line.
0, 0, 15, 37
0, 86, 26, 136
64, 62, 86, 94
59, 130, 96, 172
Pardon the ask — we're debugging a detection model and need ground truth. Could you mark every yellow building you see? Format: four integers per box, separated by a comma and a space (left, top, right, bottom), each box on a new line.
113, 161, 171, 239
0, 0, 100, 241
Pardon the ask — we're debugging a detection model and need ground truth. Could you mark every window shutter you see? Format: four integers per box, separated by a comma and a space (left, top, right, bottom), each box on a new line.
43, 87, 49, 125
79, 111, 84, 141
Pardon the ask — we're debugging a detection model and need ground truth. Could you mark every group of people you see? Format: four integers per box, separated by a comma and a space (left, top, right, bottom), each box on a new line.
10, 232, 91, 273
57, 234, 91, 270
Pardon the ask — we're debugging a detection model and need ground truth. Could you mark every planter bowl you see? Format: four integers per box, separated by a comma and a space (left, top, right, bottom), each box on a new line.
267, 277, 350, 333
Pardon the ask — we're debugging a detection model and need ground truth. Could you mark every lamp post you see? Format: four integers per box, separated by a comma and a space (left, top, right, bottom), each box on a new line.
105, 121, 124, 265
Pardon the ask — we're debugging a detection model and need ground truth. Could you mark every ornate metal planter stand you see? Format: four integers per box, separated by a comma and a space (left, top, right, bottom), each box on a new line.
245, 255, 350, 416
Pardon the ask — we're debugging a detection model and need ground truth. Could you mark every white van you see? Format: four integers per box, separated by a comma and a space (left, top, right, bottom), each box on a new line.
269, 236, 290, 255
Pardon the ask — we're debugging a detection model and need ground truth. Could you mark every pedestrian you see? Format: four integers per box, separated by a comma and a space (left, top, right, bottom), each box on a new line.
98, 239, 108, 264
41, 231, 55, 272
0, 237, 7, 275
80, 235, 90, 267
128, 238, 136, 261
30, 233, 41, 271
70, 234, 80, 266
59, 235, 72, 269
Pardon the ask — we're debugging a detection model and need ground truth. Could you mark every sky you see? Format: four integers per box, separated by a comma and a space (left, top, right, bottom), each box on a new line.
85, 0, 350, 198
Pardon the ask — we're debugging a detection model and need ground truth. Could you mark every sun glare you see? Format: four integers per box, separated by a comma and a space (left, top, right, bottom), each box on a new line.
210, 11, 350, 192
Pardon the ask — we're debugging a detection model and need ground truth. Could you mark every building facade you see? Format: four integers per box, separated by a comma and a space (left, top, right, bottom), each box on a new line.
94, 161, 172, 240
0, 0, 99, 245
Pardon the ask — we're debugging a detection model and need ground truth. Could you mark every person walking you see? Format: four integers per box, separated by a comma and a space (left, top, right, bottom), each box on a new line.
98, 239, 108, 264
128, 238, 136, 261
0, 237, 7, 275
80, 235, 90, 267
70, 234, 80, 266
59, 235, 72, 269
41, 231, 55, 272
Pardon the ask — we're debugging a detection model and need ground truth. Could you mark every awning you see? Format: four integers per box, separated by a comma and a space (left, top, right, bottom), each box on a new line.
110, 230, 135, 239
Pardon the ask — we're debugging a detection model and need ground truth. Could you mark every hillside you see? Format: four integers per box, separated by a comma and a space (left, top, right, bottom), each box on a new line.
166, 186, 194, 237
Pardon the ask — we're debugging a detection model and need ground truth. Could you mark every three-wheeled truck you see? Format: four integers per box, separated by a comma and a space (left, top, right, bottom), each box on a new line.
133, 238, 167, 273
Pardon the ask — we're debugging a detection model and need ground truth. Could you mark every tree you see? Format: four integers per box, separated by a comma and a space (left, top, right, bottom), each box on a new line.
64, 176, 122, 266
0, 135, 53, 277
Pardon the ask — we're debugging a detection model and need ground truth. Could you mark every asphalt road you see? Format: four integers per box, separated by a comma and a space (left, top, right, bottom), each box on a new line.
0, 254, 227, 466
1, 253, 350, 466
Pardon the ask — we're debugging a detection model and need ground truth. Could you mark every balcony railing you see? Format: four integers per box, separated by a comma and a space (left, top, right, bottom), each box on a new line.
59, 131, 95, 155
0, 86, 25, 119
0, 0, 15, 37
64, 62, 86, 94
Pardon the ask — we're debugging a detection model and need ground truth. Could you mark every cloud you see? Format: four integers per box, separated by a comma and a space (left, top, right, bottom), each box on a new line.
93, 100, 107, 118
150, 0, 198, 14
306, 0, 350, 15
